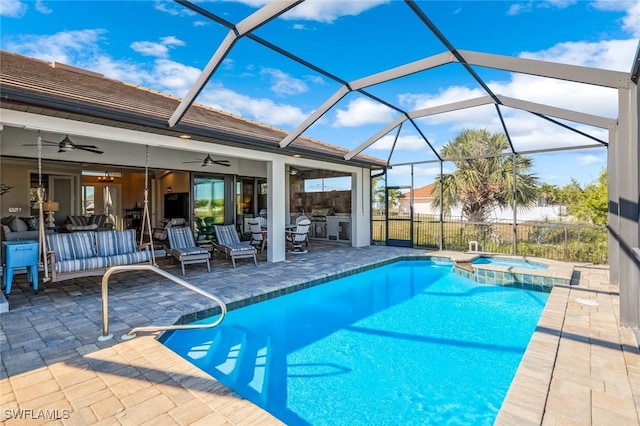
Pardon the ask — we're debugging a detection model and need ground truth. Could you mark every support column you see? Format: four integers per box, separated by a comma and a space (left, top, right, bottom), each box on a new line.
617, 77, 640, 328
608, 126, 619, 285
267, 159, 286, 263
351, 167, 371, 247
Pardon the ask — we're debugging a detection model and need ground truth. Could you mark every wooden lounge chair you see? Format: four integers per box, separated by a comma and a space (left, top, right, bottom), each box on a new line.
213, 224, 258, 268
167, 226, 211, 275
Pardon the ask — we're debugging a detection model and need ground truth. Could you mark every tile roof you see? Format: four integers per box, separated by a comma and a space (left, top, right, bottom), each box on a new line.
0, 50, 385, 168
399, 183, 436, 198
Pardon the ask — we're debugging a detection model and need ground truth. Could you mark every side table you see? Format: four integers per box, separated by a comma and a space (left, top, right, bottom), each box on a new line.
2, 240, 39, 295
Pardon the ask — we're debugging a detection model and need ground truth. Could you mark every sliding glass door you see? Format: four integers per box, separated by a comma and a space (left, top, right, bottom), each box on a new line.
193, 175, 225, 226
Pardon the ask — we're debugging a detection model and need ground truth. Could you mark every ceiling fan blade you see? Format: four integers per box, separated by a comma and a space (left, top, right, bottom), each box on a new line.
75, 145, 104, 154
212, 160, 231, 167
23, 140, 58, 147
182, 160, 202, 164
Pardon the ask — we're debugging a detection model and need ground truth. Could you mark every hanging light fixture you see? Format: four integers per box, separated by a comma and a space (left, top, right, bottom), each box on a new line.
98, 172, 115, 182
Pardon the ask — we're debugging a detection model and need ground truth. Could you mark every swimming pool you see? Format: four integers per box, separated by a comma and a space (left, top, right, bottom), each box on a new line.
163, 260, 548, 425
471, 256, 549, 270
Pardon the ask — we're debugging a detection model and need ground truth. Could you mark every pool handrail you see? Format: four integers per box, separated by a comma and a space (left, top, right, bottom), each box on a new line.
99, 264, 227, 341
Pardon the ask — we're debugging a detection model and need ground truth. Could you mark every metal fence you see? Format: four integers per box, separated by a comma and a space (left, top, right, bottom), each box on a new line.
372, 213, 608, 264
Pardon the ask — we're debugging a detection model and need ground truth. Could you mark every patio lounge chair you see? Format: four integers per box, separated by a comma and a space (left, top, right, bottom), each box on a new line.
286, 218, 311, 254
213, 224, 258, 268
167, 225, 211, 275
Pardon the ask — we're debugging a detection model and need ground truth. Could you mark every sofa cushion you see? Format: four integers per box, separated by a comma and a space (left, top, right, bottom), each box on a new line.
46, 233, 77, 261
106, 251, 151, 267
54, 257, 109, 274
95, 229, 137, 257
8, 217, 28, 232
68, 231, 97, 259
67, 224, 99, 232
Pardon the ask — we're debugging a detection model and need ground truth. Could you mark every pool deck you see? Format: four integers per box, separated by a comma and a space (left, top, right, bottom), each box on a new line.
1, 243, 638, 425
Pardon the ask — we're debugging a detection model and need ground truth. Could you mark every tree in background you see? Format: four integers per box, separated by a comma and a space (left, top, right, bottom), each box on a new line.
431, 129, 539, 222
372, 176, 402, 213
537, 183, 562, 207
532, 169, 608, 225
564, 169, 608, 225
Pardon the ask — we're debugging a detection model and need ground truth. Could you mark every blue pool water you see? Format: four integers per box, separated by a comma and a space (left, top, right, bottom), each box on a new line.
471, 256, 549, 270
163, 260, 548, 425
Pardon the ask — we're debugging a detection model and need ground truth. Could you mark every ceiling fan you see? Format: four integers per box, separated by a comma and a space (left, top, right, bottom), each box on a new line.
183, 154, 231, 167
23, 135, 104, 154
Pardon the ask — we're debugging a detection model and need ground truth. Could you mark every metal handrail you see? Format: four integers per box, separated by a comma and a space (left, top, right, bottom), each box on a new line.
99, 264, 227, 341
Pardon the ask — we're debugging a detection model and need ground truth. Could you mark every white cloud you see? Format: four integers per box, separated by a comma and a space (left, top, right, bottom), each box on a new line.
370, 134, 429, 152
292, 24, 306, 30
388, 164, 441, 177
4, 29, 106, 63
222, 58, 235, 70
87, 55, 152, 85
399, 86, 486, 111
281, 0, 389, 23
0, 0, 27, 17
153, 0, 194, 16
199, 85, 309, 127
519, 39, 638, 72
577, 154, 605, 166
507, 3, 532, 16
593, 0, 640, 37
334, 98, 396, 127
35, 0, 51, 14
131, 36, 185, 58
160, 36, 185, 47
152, 59, 201, 93
131, 41, 170, 58
260, 68, 308, 96
541, 0, 577, 8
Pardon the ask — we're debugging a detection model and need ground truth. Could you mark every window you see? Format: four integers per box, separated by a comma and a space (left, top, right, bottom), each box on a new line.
304, 176, 351, 192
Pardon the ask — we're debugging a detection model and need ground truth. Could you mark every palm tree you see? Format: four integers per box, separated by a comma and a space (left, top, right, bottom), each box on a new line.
431, 129, 538, 222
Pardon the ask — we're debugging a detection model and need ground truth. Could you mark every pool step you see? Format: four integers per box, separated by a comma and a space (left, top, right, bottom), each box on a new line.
203, 325, 272, 405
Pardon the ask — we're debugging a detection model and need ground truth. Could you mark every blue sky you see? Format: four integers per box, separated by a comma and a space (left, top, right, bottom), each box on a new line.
1, 0, 639, 189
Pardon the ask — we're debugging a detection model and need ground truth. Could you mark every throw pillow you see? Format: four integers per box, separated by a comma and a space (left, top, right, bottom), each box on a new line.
88, 214, 107, 228
67, 215, 89, 226
1, 215, 15, 226
8, 217, 28, 232
20, 216, 39, 231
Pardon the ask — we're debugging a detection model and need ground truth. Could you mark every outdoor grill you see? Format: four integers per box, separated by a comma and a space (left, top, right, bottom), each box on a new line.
309, 208, 334, 238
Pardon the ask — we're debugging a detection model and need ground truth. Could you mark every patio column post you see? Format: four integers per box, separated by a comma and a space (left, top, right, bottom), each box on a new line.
616, 76, 640, 328
267, 159, 286, 263
608, 126, 619, 286
351, 167, 372, 247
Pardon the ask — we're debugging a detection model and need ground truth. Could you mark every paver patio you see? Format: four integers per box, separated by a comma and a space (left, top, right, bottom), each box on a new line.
1, 243, 638, 425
